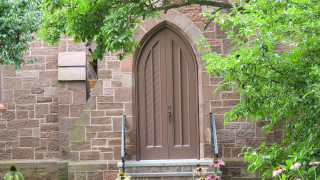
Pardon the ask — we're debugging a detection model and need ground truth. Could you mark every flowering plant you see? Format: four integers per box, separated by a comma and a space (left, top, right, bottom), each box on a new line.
272, 160, 320, 180
115, 172, 131, 180
192, 158, 225, 180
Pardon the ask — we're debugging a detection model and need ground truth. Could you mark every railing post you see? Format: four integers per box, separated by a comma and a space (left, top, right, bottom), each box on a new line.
210, 113, 218, 158
121, 115, 126, 173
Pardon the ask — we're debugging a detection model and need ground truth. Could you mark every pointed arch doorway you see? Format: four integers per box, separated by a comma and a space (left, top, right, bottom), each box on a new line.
136, 26, 199, 160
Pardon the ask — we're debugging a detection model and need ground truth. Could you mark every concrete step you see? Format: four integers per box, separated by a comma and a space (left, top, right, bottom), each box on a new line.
117, 159, 221, 180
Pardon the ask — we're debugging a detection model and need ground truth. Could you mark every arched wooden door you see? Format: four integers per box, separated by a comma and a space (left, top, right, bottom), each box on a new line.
137, 26, 199, 160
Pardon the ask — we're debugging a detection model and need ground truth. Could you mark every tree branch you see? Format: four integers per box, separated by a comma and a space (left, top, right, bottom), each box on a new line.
156, 0, 241, 12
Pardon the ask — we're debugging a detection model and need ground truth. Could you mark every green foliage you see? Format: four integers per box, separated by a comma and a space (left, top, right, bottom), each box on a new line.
39, 0, 158, 60
0, 0, 42, 68
4, 165, 24, 180
199, 0, 320, 178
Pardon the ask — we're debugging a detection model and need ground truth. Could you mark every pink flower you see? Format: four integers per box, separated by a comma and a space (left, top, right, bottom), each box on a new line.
206, 174, 221, 180
290, 161, 301, 170
293, 178, 301, 180
272, 167, 286, 177
193, 164, 207, 177
309, 160, 320, 166
210, 158, 225, 168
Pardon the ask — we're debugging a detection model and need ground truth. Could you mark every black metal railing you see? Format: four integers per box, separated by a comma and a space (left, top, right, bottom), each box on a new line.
121, 115, 126, 173
209, 113, 218, 158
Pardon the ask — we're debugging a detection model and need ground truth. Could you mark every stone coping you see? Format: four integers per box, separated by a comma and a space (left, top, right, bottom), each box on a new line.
117, 159, 215, 167
127, 172, 220, 177
117, 158, 246, 168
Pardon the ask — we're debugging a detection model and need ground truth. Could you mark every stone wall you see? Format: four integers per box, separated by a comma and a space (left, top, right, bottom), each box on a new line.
0, 39, 60, 160
0, 3, 283, 180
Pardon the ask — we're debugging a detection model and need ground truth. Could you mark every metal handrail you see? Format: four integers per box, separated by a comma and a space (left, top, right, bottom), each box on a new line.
209, 113, 218, 158
121, 115, 126, 173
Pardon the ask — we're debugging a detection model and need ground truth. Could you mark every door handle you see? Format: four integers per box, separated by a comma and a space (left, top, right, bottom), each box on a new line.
168, 111, 172, 123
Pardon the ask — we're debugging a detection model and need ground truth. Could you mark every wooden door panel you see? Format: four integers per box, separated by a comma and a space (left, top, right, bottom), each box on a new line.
167, 30, 198, 159
138, 30, 168, 159
138, 27, 198, 160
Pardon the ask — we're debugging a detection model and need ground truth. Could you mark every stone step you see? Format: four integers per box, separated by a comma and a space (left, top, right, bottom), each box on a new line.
117, 159, 221, 179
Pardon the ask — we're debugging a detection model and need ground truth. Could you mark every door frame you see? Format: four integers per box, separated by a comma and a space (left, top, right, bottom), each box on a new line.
134, 24, 200, 160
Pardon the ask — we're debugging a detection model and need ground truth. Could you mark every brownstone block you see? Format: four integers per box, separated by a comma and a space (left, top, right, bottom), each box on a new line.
47, 139, 59, 151
107, 61, 120, 70
20, 129, 32, 136
225, 123, 241, 129
80, 151, 99, 160
3, 67, 16, 77
73, 91, 86, 105
91, 111, 105, 117
87, 125, 112, 132
223, 100, 240, 107
12, 148, 34, 159
46, 114, 58, 123
120, 58, 133, 72
87, 172, 103, 180
14, 90, 30, 96
58, 91, 72, 104
105, 110, 124, 116
0, 154, 11, 160
92, 139, 107, 146
211, 107, 232, 115
112, 117, 122, 132
91, 117, 111, 125
70, 105, 84, 117
37, 97, 52, 103
20, 137, 40, 147
211, 101, 222, 107
108, 139, 121, 146
68, 81, 86, 90
2, 111, 15, 120
67, 41, 86, 51
58, 105, 69, 117
50, 103, 58, 113
70, 141, 91, 151
102, 153, 113, 160
31, 48, 58, 56
104, 172, 117, 180
40, 132, 59, 138
203, 86, 220, 100
36, 104, 49, 118
97, 132, 121, 139
15, 95, 36, 104
177, 4, 201, 12
31, 88, 44, 94
98, 70, 112, 79
97, 103, 123, 110
8, 120, 39, 129
46, 59, 58, 70
3, 90, 13, 102
221, 92, 240, 100
0, 129, 18, 141
16, 111, 28, 119
16, 104, 34, 111
184, 12, 205, 22
236, 130, 255, 138
97, 96, 113, 103
217, 129, 235, 143
114, 88, 132, 102
41, 124, 59, 132
246, 138, 265, 148
3, 78, 22, 90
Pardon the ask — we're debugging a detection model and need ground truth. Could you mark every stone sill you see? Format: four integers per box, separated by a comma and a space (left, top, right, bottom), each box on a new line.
0, 104, 6, 110
127, 172, 220, 177
117, 159, 213, 167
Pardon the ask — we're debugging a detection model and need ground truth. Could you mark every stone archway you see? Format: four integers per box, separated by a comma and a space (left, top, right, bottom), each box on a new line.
132, 10, 209, 160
